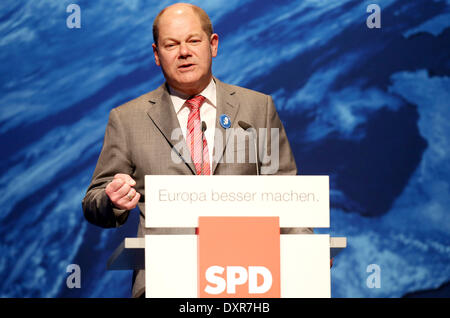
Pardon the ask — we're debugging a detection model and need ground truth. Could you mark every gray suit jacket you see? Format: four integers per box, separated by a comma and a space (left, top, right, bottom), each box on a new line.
82, 77, 312, 298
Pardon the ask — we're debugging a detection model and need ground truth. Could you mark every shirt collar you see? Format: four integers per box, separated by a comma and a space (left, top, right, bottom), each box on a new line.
169, 78, 217, 114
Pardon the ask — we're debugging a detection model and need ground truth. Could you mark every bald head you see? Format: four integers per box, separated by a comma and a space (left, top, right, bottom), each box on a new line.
153, 3, 213, 46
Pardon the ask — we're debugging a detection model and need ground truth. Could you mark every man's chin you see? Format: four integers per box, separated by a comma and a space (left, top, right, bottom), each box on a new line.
176, 72, 201, 84
172, 76, 209, 94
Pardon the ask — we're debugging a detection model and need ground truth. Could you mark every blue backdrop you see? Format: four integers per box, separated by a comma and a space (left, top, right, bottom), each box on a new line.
0, 0, 449, 298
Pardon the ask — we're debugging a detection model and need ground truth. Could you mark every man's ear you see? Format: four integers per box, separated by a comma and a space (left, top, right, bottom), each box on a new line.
152, 43, 161, 66
210, 33, 219, 58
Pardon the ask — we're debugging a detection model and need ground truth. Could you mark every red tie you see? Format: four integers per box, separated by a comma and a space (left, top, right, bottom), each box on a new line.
186, 95, 211, 175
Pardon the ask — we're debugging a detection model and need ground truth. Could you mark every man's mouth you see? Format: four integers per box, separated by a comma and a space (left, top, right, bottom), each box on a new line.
178, 63, 195, 70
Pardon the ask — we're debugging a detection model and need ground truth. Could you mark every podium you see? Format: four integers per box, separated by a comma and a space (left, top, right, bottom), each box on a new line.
108, 175, 347, 298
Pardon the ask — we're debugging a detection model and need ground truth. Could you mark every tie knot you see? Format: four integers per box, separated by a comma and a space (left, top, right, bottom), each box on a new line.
186, 95, 206, 110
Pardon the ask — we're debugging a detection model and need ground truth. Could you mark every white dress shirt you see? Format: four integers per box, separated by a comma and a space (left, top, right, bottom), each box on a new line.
168, 78, 217, 171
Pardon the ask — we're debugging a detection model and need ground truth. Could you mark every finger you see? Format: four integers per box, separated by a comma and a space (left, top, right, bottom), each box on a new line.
126, 188, 137, 200
114, 173, 136, 186
115, 182, 131, 199
117, 192, 141, 210
108, 183, 131, 203
105, 178, 125, 195
126, 192, 141, 209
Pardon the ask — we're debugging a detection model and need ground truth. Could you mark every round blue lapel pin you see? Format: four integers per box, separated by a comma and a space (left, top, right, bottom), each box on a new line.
220, 114, 231, 129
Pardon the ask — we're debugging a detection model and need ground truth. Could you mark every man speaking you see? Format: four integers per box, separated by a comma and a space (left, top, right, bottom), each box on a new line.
82, 3, 311, 298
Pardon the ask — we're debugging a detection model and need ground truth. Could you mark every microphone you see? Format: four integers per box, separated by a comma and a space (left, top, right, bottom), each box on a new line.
201, 121, 207, 175
238, 120, 260, 175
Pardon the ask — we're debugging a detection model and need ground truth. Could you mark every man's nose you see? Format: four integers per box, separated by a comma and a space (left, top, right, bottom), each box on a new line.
178, 42, 191, 58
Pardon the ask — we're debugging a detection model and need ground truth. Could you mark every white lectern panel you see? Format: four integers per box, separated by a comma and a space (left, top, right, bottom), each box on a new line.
280, 234, 330, 298
145, 234, 330, 298
145, 175, 329, 228
145, 235, 197, 298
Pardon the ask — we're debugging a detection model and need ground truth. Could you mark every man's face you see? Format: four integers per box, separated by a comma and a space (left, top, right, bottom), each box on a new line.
152, 8, 218, 95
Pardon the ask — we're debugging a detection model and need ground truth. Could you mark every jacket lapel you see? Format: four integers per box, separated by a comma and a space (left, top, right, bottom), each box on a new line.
146, 83, 196, 174
212, 78, 240, 174
145, 78, 240, 175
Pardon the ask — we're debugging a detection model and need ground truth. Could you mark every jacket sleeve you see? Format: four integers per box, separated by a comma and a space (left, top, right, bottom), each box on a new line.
260, 95, 297, 175
82, 108, 133, 228
263, 95, 314, 235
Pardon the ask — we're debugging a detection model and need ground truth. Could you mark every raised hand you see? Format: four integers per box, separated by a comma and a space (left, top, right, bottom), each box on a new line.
105, 173, 140, 210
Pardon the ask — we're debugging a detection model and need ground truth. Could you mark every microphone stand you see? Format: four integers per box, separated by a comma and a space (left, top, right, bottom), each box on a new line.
238, 121, 260, 176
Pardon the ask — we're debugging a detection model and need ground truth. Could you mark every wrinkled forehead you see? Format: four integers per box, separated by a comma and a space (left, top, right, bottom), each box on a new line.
158, 11, 206, 41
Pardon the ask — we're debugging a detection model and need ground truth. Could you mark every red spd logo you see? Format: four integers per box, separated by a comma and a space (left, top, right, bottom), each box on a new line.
198, 217, 280, 298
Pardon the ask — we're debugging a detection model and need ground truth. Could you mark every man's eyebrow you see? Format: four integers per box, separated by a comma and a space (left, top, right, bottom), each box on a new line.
160, 37, 178, 43
187, 33, 202, 38
161, 33, 203, 42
